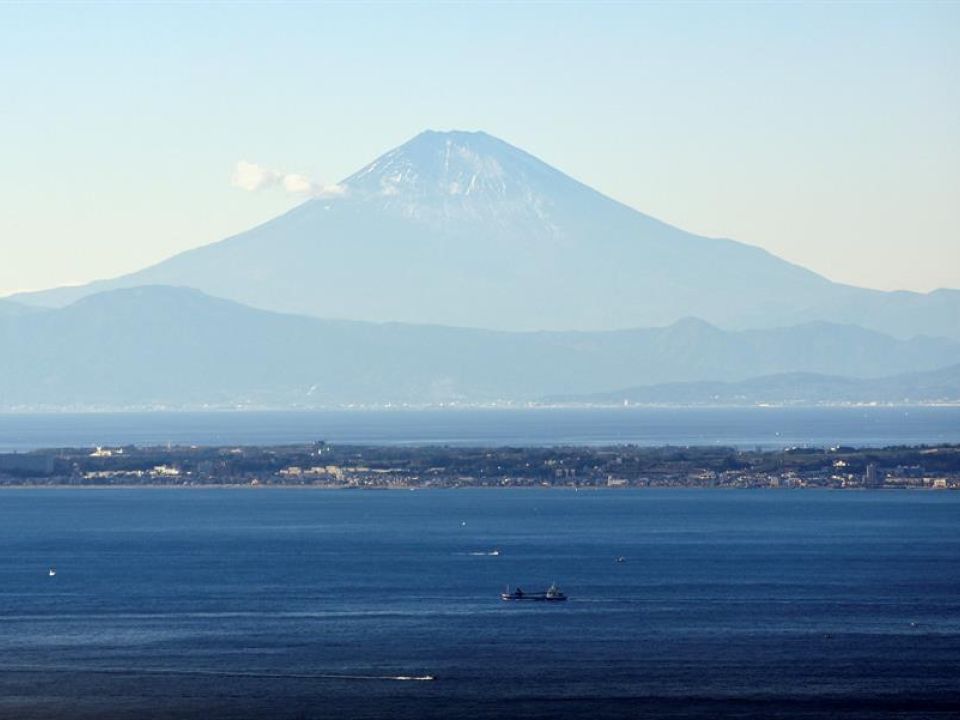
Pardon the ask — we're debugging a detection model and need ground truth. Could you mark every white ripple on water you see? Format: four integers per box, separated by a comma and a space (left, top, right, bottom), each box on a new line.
0, 664, 435, 681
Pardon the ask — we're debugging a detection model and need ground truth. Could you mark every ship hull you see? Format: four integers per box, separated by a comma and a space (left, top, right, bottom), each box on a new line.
500, 594, 567, 602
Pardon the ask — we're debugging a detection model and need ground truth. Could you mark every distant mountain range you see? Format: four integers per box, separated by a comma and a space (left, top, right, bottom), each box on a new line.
545, 365, 960, 406
9, 130, 960, 341
1, 286, 958, 410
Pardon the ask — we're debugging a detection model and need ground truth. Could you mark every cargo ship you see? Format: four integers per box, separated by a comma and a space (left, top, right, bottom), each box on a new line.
500, 583, 567, 602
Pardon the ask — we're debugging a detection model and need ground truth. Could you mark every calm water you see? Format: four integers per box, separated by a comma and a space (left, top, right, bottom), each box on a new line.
0, 489, 958, 719
1, 406, 960, 451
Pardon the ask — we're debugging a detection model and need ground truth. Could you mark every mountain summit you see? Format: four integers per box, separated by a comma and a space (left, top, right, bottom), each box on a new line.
344, 130, 558, 202
10, 130, 959, 338
332, 130, 690, 255
336, 130, 594, 239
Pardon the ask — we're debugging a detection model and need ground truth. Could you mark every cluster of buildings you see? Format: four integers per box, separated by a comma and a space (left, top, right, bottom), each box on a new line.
1, 444, 959, 489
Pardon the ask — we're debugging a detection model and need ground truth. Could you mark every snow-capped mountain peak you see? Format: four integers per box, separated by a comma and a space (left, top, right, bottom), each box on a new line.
331, 130, 582, 234
343, 130, 540, 200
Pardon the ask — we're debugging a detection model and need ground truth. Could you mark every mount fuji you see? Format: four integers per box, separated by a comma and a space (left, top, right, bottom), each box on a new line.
9, 130, 960, 339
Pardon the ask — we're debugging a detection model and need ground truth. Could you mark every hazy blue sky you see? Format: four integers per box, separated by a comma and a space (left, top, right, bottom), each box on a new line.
1, 1, 957, 297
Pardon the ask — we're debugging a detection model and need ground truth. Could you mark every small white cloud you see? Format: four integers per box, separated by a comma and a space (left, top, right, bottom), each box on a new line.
281, 173, 314, 194
232, 161, 346, 199
231, 161, 279, 192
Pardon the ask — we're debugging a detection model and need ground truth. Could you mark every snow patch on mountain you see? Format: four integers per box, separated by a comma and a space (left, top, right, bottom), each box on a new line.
336, 130, 565, 237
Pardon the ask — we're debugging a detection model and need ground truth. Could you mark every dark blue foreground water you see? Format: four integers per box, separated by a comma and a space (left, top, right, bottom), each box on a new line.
2, 406, 960, 451
1, 489, 958, 719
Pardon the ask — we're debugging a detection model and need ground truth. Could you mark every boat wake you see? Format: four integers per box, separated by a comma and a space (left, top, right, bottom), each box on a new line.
1, 664, 436, 682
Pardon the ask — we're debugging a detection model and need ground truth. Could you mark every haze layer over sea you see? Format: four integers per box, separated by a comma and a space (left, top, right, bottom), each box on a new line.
1, 407, 959, 452
1, 489, 958, 720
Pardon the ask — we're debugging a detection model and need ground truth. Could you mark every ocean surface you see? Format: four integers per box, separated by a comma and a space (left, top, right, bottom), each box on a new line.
1, 406, 960, 451
0, 489, 958, 719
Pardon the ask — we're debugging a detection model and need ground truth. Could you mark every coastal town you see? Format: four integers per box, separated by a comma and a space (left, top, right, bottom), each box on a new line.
1, 442, 959, 490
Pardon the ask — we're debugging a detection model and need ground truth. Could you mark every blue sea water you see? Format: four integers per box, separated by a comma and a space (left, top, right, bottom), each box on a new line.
0, 489, 958, 719
1, 406, 960, 451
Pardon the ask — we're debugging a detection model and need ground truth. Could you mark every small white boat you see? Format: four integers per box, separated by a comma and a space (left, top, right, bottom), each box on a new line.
48, 567, 57, 577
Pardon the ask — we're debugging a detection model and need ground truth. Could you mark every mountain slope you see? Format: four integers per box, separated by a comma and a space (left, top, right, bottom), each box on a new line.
10, 130, 958, 339
0, 299, 41, 318
2, 286, 957, 409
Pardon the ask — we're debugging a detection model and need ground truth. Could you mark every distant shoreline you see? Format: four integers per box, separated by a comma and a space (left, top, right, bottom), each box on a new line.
0, 483, 952, 491
2, 479, 957, 492
2, 402, 960, 414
